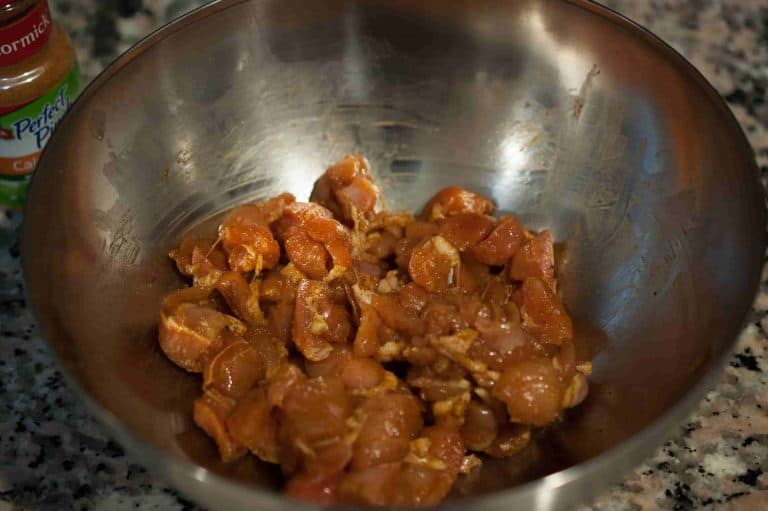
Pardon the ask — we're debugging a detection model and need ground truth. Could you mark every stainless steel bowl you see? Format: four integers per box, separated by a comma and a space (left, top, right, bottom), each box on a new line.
21, 0, 766, 509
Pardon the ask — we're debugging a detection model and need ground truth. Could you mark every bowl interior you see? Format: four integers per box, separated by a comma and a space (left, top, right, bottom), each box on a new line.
22, 0, 765, 507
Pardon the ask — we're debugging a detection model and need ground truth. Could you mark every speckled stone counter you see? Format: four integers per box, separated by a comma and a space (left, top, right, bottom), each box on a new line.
1, 1, 766, 510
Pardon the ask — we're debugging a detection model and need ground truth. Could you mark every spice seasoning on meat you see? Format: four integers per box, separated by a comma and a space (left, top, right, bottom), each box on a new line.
0, 0, 79, 207
158, 155, 594, 506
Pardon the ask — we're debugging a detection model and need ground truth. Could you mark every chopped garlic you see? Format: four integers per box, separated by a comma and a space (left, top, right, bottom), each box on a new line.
280, 263, 306, 283
404, 437, 447, 470
352, 284, 373, 306
294, 438, 316, 457
474, 388, 491, 402
433, 391, 470, 421
344, 408, 368, 445
324, 264, 348, 283
431, 235, 460, 266
309, 314, 329, 335
377, 341, 403, 361
459, 454, 482, 474
562, 373, 589, 408
377, 270, 402, 294
350, 371, 398, 397
430, 329, 478, 356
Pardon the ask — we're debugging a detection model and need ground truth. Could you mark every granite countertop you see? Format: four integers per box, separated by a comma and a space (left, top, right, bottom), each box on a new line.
1, 0, 767, 510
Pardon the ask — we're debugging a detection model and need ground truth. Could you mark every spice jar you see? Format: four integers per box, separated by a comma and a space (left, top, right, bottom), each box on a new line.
0, 0, 79, 207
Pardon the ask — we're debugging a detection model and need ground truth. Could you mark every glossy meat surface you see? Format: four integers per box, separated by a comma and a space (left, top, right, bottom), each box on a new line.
158, 155, 591, 506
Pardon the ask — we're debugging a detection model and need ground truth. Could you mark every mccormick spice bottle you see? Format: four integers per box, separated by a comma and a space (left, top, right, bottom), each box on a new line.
0, 0, 79, 207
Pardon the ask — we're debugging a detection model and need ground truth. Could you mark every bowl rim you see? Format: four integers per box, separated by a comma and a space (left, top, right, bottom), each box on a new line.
22, 0, 767, 509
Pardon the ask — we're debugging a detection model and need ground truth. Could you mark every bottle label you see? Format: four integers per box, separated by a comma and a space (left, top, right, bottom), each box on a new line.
0, 63, 79, 207
0, 1, 52, 67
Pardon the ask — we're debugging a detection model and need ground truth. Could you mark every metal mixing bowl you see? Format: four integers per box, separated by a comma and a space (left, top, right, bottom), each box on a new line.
21, 0, 766, 509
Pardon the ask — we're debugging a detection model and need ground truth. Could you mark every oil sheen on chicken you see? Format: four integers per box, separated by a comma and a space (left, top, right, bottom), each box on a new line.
158, 154, 592, 507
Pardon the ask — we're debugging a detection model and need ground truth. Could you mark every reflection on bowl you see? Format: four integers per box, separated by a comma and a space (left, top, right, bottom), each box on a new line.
22, 0, 765, 510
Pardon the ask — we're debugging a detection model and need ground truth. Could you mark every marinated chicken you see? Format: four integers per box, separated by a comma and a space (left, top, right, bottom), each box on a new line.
158, 154, 592, 507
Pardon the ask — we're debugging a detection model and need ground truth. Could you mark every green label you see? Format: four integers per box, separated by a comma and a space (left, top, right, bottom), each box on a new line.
0, 64, 80, 207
